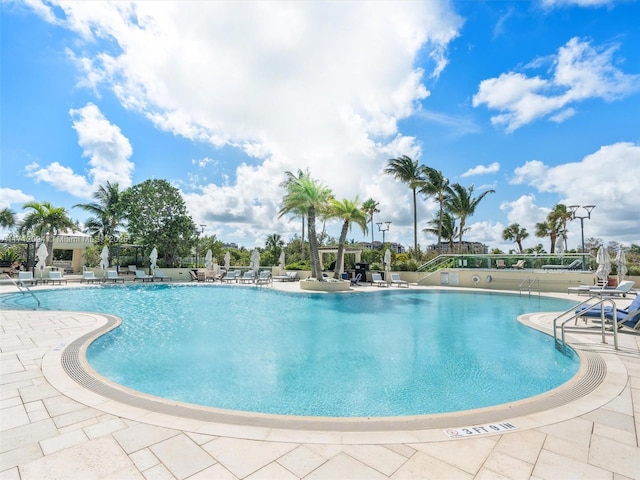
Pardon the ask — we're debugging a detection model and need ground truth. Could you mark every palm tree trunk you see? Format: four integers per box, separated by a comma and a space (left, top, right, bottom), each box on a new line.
307, 207, 322, 279
301, 216, 305, 261
412, 188, 418, 258
334, 221, 349, 279
437, 199, 443, 254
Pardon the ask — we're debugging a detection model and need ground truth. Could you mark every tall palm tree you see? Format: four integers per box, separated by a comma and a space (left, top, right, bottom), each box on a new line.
278, 173, 333, 280
548, 203, 572, 252
327, 197, 368, 278
0, 207, 16, 229
360, 197, 380, 248
445, 183, 495, 251
534, 221, 553, 253
423, 212, 460, 253
502, 223, 529, 253
280, 169, 310, 261
73, 182, 124, 242
384, 155, 426, 258
19, 201, 76, 264
420, 167, 451, 254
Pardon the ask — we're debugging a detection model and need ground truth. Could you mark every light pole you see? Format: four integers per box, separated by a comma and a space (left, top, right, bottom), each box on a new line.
568, 205, 595, 270
376, 221, 391, 248
196, 224, 206, 267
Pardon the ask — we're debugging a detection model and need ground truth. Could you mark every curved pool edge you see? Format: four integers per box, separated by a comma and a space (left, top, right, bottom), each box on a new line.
40, 309, 629, 445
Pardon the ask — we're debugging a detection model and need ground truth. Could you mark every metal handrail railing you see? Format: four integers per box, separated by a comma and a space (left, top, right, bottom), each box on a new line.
518, 276, 540, 296
1, 273, 40, 307
553, 296, 618, 352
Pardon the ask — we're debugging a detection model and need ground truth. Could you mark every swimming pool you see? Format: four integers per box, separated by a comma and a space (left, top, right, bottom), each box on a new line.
1, 284, 579, 417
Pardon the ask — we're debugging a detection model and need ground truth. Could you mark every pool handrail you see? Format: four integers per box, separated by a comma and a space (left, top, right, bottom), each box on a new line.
553, 296, 618, 352
2, 273, 40, 307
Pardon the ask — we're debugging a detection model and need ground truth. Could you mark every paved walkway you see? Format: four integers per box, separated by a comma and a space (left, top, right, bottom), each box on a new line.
1, 282, 639, 479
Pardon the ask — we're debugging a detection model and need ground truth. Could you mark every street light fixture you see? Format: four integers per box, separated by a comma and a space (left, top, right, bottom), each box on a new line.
376, 221, 391, 248
568, 205, 595, 270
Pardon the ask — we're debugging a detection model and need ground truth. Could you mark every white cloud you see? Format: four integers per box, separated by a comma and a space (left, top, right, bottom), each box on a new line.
540, 0, 617, 8
25, 103, 134, 198
461, 162, 500, 177
0, 188, 35, 209
509, 142, 640, 246
473, 37, 640, 131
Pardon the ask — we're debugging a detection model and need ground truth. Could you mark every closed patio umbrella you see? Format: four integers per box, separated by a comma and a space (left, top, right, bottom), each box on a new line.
224, 251, 231, 271
595, 245, 611, 286
279, 251, 285, 275
36, 242, 48, 279
251, 248, 260, 274
100, 246, 110, 278
384, 248, 391, 285
616, 247, 628, 285
149, 247, 158, 273
205, 249, 213, 271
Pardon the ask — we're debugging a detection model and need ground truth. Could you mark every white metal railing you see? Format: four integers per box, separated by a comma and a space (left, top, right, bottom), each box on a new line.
518, 276, 540, 296
553, 296, 618, 352
1, 273, 40, 307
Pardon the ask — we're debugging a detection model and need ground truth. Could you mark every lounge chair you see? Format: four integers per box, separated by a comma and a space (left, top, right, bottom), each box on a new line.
127, 265, 138, 275
222, 270, 239, 283
154, 270, 172, 282
371, 272, 388, 287
18, 271, 38, 286
350, 273, 362, 286
496, 259, 506, 269
239, 271, 255, 284
81, 271, 101, 284
133, 270, 154, 282
46, 270, 67, 285
512, 259, 525, 269
189, 270, 199, 282
390, 273, 409, 287
589, 280, 636, 298
104, 269, 125, 283
576, 296, 640, 330
256, 271, 271, 285
542, 259, 582, 270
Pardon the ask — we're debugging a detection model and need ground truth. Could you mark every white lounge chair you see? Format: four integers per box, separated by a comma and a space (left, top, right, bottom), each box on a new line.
589, 280, 636, 298
222, 271, 239, 283
133, 270, 154, 282
46, 270, 67, 285
81, 271, 101, 284
371, 272, 388, 287
511, 259, 525, 269
256, 271, 271, 285
105, 269, 125, 283
390, 273, 409, 287
154, 270, 172, 282
18, 271, 38, 286
239, 271, 255, 284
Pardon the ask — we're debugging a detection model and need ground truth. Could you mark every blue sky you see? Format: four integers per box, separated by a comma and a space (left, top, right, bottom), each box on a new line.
2, 0, 639, 252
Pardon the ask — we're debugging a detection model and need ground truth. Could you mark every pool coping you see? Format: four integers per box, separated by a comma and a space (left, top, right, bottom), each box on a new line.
41, 308, 629, 445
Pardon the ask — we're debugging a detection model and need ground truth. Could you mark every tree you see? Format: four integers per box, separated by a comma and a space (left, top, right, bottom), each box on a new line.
384, 155, 426, 258
502, 223, 529, 253
423, 212, 460, 253
445, 183, 495, 251
121, 179, 196, 266
264, 233, 285, 265
19, 201, 76, 264
361, 198, 380, 247
280, 169, 310, 261
0, 208, 16, 229
278, 173, 333, 280
327, 197, 368, 279
535, 204, 571, 254
420, 167, 451, 254
73, 181, 124, 243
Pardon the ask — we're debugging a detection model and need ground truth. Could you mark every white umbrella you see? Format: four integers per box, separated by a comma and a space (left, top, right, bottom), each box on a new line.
278, 251, 285, 275
224, 251, 231, 271
384, 248, 391, 285
100, 246, 110, 278
616, 247, 628, 284
595, 245, 611, 285
205, 249, 213, 271
149, 247, 158, 272
36, 242, 48, 279
251, 248, 260, 274
554, 235, 565, 256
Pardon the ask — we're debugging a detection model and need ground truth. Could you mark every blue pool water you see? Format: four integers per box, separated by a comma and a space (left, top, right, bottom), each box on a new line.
1, 284, 579, 417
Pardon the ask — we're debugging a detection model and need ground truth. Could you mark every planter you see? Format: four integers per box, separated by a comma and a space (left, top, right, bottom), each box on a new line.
299, 279, 351, 292
607, 277, 618, 287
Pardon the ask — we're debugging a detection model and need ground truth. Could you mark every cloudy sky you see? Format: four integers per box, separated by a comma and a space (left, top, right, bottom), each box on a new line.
2, 0, 639, 252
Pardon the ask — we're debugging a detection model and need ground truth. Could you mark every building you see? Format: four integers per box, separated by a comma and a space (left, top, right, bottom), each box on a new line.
427, 241, 489, 255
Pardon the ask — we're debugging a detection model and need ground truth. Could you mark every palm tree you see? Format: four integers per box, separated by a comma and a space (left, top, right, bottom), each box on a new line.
420, 167, 451, 254
548, 203, 572, 252
0, 208, 16, 229
445, 183, 495, 251
423, 212, 460, 253
278, 173, 333, 280
361, 197, 380, 248
73, 182, 124, 242
280, 169, 310, 261
327, 197, 368, 278
502, 223, 529, 253
384, 155, 426, 258
265, 233, 284, 262
19, 201, 76, 264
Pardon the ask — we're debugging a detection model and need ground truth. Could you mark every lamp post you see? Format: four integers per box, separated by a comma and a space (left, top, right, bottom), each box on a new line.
568, 205, 595, 270
196, 224, 206, 267
376, 221, 391, 248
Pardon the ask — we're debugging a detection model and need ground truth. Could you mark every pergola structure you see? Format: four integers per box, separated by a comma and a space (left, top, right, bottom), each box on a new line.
317, 246, 362, 273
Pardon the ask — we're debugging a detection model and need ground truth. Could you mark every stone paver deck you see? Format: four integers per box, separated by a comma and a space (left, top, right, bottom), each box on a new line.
1, 281, 639, 479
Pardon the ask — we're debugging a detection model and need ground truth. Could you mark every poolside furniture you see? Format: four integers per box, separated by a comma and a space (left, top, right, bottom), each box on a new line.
222, 270, 239, 283
46, 270, 67, 285
133, 270, 154, 282
496, 259, 506, 269
127, 265, 138, 275
542, 259, 582, 270
576, 296, 640, 331
512, 259, 525, 269
350, 273, 362, 286
589, 280, 636, 298
390, 273, 409, 287
371, 272, 388, 287
81, 271, 101, 284
256, 271, 272, 285
18, 271, 38, 286
239, 271, 255, 284
154, 270, 172, 282
104, 269, 125, 283
189, 270, 199, 281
